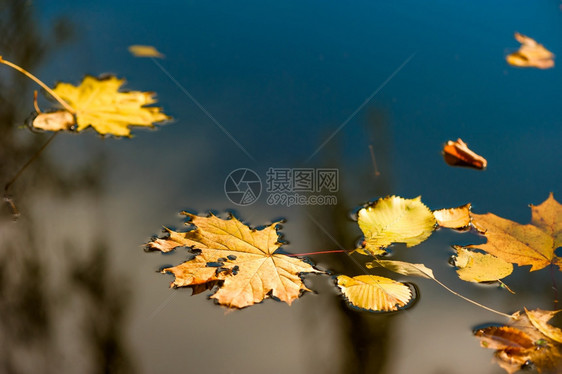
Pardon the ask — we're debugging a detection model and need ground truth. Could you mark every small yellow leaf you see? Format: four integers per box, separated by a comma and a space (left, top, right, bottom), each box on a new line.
453, 246, 513, 282
507, 33, 554, 69
336, 275, 412, 312
357, 196, 436, 255
32, 110, 75, 131
51, 76, 170, 136
366, 259, 435, 279
433, 203, 471, 229
128, 45, 165, 58
525, 308, 562, 344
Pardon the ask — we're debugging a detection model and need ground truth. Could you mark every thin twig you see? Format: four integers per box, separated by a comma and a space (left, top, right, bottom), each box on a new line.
369, 144, 381, 176
431, 276, 512, 318
4, 132, 59, 218
0, 56, 74, 113
33, 90, 42, 114
551, 264, 559, 310
370, 257, 512, 318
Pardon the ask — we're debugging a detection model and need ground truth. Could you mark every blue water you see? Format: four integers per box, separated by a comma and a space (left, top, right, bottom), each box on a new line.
2, 1, 561, 373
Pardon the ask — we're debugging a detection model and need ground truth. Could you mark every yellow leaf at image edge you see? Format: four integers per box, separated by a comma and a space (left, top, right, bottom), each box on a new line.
468, 193, 562, 272
336, 275, 412, 312
475, 308, 562, 373
148, 213, 321, 309
49, 76, 170, 136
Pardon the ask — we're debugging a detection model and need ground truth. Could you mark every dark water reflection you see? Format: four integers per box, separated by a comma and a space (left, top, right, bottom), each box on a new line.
1, 1, 562, 373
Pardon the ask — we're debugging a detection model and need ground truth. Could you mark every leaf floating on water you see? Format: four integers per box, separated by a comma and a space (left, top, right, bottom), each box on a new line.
42, 75, 170, 136
147, 213, 321, 309
467, 193, 562, 272
433, 203, 472, 229
526, 308, 562, 344
442, 138, 487, 170
356, 196, 436, 256
32, 110, 75, 131
475, 309, 562, 373
366, 259, 435, 280
452, 246, 513, 283
507, 33, 554, 69
128, 45, 165, 58
336, 275, 413, 312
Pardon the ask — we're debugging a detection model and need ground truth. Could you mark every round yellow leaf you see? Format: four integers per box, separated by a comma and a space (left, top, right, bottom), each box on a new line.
357, 196, 436, 255
337, 275, 413, 312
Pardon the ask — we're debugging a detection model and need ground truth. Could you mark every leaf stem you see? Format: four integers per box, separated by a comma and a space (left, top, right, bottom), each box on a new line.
430, 276, 512, 318
0, 56, 75, 114
370, 258, 511, 318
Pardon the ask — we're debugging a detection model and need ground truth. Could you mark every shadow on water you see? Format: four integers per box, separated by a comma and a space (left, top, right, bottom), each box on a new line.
0, 1, 133, 373
304, 108, 396, 374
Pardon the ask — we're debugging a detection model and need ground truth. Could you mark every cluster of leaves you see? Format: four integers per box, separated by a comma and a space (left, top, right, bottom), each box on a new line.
475, 309, 562, 373
147, 193, 561, 373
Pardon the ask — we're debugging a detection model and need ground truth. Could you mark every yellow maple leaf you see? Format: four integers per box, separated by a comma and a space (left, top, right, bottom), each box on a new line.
507, 32, 554, 69
356, 196, 437, 255
148, 213, 321, 309
467, 193, 562, 272
42, 75, 170, 136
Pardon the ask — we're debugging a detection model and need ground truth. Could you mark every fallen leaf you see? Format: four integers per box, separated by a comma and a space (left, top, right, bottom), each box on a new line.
128, 45, 164, 58
356, 196, 436, 255
526, 308, 562, 344
507, 33, 554, 69
366, 259, 435, 279
453, 246, 513, 282
442, 138, 487, 170
433, 203, 472, 229
475, 309, 562, 373
147, 213, 321, 309
475, 326, 534, 350
32, 110, 75, 131
467, 193, 562, 272
336, 275, 413, 312
42, 75, 170, 136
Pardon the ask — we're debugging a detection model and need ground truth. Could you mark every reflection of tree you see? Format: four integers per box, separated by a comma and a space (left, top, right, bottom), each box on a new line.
304, 109, 395, 374
0, 1, 132, 373
69, 243, 135, 374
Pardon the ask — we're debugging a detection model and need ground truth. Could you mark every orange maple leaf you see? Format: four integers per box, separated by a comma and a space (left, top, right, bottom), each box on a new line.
467, 193, 562, 272
148, 213, 321, 309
